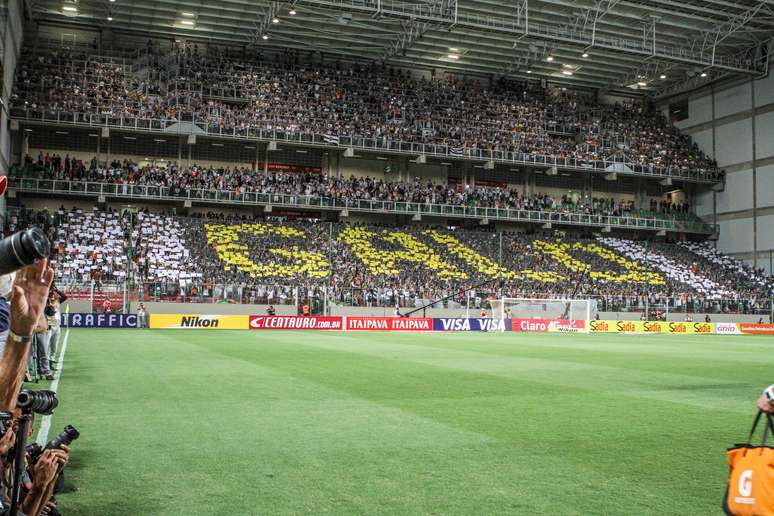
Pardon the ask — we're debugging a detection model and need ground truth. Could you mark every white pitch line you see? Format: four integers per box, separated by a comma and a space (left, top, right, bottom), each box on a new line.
36, 328, 70, 445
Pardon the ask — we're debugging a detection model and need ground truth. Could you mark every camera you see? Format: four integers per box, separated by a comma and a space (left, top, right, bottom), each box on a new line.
26, 425, 80, 463
16, 390, 58, 415
0, 227, 50, 276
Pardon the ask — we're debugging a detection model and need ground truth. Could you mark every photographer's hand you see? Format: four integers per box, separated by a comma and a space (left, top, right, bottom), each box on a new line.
757, 394, 774, 414
0, 420, 16, 459
0, 260, 54, 412
23, 448, 68, 516
11, 259, 55, 336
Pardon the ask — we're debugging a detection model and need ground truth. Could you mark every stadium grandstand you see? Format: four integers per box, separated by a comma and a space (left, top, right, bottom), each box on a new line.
0, 0, 773, 514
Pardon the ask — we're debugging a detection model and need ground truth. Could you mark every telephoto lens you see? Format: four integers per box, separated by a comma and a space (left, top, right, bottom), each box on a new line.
16, 390, 59, 415
46, 425, 80, 450
0, 227, 51, 275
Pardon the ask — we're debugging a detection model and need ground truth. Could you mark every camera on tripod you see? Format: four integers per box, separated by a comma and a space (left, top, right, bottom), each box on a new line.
16, 390, 59, 415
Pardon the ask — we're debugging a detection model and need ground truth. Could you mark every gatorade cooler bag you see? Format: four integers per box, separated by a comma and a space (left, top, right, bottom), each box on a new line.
724, 411, 774, 515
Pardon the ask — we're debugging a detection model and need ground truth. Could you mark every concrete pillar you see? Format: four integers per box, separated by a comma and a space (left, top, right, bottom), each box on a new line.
263, 142, 269, 174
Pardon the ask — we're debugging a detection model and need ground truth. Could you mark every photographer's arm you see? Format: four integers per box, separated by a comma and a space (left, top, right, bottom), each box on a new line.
21, 448, 68, 516
0, 260, 54, 412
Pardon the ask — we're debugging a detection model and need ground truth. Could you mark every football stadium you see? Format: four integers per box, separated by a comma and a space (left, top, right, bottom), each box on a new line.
0, 0, 773, 514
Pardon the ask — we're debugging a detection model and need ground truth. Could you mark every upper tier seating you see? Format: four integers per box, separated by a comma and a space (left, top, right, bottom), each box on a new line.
11, 47, 719, 178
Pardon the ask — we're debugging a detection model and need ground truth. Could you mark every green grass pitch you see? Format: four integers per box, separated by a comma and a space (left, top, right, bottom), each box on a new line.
40, 329, 774, 515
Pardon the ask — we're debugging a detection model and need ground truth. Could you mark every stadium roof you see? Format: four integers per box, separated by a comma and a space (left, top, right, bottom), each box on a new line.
29, 0, 774, 97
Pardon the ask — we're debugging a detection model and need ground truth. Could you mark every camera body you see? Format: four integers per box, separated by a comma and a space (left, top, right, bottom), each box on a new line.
0, 227, 50, 276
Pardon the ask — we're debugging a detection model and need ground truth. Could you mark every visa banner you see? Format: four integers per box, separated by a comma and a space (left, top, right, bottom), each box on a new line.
346, 317, 433, 331
149, 314, 249, 329
61, 313, 137, 328
249, 316, 343, 330
509, 318, 586, 333
433, 318, 506, 332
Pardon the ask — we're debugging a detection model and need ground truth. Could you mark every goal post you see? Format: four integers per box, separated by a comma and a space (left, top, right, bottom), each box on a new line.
491, 298, 593, 333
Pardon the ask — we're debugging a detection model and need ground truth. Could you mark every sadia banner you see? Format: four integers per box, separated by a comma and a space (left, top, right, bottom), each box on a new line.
149, 314, 249, 329
432, 318, 505, 332
346, 317, 432, 331
249, 316, 343, 330
61, 313, 137, 328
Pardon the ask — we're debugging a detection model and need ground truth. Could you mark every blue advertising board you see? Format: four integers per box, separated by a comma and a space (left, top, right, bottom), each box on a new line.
61, 313, 138, 328
432, 318, 506, 332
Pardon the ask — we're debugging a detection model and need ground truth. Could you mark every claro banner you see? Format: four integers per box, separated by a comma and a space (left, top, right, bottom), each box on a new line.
346, 317, 433, 331
249, 316, 343, 330
61, 313, 137, 328
509, 318, 586, 333
589, 320, 714, 334
149, 314, 249, 329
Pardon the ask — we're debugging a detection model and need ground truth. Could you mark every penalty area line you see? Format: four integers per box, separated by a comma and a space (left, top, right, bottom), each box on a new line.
36, 327, 70, 445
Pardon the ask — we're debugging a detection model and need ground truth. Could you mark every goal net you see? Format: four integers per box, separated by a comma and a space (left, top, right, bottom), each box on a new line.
490, 298, 593, 333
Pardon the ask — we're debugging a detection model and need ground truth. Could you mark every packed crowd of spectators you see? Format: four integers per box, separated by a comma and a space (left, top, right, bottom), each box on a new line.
11, 45, 719, 178
3, 206, 770, 313
17, 158, 703, 225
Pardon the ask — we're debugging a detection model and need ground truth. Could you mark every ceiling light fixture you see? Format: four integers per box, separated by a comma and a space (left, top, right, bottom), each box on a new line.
659, 74, 667, 79
272, 16, 280, 23
581, 52, 589, 58
107, 16, 112, 20
447, 54, 459, 59
289, 9, 296, 15
181, 12, 195, 17
546, 56, 554, 62
262, 34, 269, 40
526, 70, 532, 74
62, 5, 78, 11
700, 72, 707, 77
637, 81, 647, 86
180, 20, 194, 25
562, 70, 573, 75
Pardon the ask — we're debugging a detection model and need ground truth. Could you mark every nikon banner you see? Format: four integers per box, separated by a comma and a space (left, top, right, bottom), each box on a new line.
589, 320, 714, 334
149, 314, 250, 330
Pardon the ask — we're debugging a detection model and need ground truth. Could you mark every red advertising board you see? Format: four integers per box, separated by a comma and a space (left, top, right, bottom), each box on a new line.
509, 318, 586, 332
249, 316, 343, 330
346, 317, 433, 331
737, 323, 774, 335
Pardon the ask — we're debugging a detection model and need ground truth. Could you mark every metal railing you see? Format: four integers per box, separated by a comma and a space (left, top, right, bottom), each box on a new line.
10, 108, 721, 184
57, 280, 774, 316
9, 177, 715, 234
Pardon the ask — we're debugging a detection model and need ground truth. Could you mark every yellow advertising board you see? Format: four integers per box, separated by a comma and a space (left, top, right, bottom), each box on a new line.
149, 314, 249, 330
589, 320, 714, 334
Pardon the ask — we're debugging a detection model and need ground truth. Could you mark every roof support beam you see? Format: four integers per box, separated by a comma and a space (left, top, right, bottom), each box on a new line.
296, 0, 764, 74
381, 0, 456, 59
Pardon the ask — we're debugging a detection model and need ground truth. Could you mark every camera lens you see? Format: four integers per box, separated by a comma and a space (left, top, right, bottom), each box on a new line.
47, 425, 80, 450
0, 227, 50, 275
17, 390, 59, 415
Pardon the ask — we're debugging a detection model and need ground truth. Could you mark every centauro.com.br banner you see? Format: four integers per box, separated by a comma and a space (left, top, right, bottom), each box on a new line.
149, 314, 250, 329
